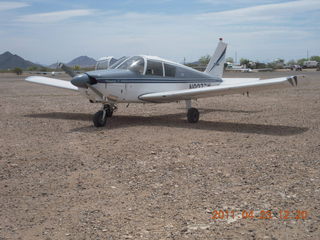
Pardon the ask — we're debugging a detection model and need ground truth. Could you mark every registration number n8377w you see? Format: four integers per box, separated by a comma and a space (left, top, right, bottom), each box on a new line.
189, 83, 211, 89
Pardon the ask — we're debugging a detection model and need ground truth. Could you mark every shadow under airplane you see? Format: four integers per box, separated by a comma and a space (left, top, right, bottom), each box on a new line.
24, 109, 308, 136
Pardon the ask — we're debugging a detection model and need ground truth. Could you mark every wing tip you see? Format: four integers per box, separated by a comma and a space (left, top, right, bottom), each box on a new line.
287, 76, 298, 87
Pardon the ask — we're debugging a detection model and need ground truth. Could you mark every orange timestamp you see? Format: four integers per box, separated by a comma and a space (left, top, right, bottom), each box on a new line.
211, 210, 308, 220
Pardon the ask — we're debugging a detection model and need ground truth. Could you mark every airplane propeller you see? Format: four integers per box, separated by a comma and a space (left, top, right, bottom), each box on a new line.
70, 73, 103, 98
71, 73, 94, 88
56, 62, 103, 98
58, 62, 76, 77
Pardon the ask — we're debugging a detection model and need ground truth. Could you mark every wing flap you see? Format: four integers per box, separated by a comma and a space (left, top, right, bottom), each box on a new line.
25, 76, 78, 91
139, 76, 298, 103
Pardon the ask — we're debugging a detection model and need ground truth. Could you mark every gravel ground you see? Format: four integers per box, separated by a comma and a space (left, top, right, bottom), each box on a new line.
0, 71, 319, 240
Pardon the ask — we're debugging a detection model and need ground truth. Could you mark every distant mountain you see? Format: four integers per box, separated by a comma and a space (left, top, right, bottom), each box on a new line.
48, 56, 97, 69
0, 51, 41, 70
67, 56, 97, 67
48, 62, 59, 69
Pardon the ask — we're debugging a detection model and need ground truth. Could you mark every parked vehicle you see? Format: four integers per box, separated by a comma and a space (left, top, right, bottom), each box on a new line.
290, 65, 302, 71
303, 60, 318, 68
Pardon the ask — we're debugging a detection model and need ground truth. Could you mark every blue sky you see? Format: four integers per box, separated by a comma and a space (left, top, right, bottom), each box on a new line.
0, 0, 319, 64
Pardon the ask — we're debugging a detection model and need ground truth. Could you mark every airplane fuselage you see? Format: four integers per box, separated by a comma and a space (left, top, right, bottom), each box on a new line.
76, 69, 222, 103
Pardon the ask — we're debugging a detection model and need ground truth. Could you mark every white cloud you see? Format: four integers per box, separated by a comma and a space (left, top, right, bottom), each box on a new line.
18, 9, 96, 23
0, 1, 29, 11
197, 0, 320, 24
3, 0, 319, 64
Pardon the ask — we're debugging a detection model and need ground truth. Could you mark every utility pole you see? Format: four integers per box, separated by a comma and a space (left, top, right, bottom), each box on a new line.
235, 51, 237, 64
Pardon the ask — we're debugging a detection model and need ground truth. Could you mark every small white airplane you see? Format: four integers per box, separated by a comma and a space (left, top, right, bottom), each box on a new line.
226, 64, 253, 72
25, 39, 298, 127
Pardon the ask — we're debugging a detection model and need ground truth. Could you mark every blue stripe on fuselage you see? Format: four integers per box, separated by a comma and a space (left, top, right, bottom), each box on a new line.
96, 78, 222, 84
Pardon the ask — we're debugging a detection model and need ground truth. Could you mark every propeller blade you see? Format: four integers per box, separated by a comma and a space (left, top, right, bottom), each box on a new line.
58, 62, 76, 77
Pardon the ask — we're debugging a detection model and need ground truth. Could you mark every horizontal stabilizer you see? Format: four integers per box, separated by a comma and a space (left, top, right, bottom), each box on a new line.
25, 76, 78, 91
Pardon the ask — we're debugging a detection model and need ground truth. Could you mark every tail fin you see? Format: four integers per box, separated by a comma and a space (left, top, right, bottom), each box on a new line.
205, 38, 227, 78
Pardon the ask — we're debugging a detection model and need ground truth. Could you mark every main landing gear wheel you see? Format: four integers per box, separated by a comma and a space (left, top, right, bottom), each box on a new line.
93, 110, 107, 127
187, 108, 200, 123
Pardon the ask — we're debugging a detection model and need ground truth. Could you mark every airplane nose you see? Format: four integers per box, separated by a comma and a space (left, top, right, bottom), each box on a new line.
71, 74, 91, 88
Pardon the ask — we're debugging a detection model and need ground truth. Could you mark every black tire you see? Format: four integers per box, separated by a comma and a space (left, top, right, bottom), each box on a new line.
104, 105, 113, 117
187, 108, 199, 123
93, 110, 107, 127
106, 108, 113, 117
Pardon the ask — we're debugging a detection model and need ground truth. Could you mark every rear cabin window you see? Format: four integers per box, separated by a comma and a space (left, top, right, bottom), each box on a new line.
176, 67, 188, 78
175, 67, 201, 78
164, 64, 176, 77
146, 61, 163, 76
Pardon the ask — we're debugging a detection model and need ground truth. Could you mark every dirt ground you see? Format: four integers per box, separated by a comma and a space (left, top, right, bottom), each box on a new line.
0, 70, 319, 240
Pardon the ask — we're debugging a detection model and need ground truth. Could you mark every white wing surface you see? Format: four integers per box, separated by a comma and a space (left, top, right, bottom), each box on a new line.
25, 76, 78, 91
139, 76, 298, 103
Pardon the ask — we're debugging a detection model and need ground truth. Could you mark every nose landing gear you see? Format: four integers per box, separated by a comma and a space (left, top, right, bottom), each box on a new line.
93, 104, 117, 127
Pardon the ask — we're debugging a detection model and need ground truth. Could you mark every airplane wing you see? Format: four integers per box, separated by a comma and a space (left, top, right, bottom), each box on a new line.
25, 76, 78, 91
139, 76, 298, 103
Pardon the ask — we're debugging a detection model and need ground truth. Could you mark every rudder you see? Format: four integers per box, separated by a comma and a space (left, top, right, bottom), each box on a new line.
205, 38, 227, 78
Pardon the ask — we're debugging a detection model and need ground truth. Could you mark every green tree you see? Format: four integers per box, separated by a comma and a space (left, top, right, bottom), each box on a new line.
297, 58, 307, 66
255, 62, 267, 69
226, 57, 234, 63
266, 59, 284, 69
310, 56, 320, 62
287, 60, 296, 66
199, 55, 211, 65
74, 65, 81, 71
39, 66, 50, 72
240, 58, 250, 66
13, 67, 23, 75
27, 66, 38, 71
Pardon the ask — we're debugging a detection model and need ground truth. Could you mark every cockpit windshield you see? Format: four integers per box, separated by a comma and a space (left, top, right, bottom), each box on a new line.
116, 56, 145, 74
109, 56, 128, 69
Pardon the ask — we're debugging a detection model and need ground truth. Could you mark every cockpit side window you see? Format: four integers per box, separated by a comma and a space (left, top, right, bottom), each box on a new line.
164, 63, 176, 77
128, 58, 144, 74
146, 60, 163, 76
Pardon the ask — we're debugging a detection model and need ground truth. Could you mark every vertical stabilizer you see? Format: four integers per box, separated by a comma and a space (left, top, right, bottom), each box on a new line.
205, 38, 227, 78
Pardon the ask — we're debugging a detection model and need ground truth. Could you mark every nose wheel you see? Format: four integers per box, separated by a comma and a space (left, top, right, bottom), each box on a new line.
93, 104, 116, 127
93, 110, 107, 127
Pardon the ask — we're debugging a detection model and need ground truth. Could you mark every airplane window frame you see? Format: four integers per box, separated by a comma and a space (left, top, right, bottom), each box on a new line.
116, 56, 145, 75
164, 63, 176, 77
145, 60, 164, 77
109, 56, 129, 69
